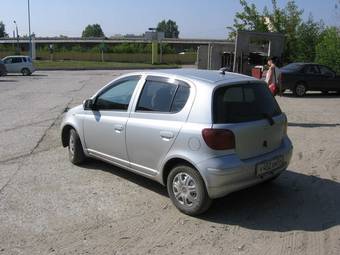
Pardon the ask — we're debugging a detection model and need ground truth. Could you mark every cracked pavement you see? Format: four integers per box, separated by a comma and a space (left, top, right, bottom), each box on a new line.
1, 71, 340, 255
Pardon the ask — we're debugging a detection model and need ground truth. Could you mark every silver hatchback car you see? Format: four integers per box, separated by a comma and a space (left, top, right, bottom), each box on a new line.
61, 69, 293, 215
2, 56, 35, 75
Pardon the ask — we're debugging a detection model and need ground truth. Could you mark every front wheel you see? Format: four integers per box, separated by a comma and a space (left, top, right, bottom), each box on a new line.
167, 165, 212, 215
68, 129, 86, 165
294, 83, 307, 97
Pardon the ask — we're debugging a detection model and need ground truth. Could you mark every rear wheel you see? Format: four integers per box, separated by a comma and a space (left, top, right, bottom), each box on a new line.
167, 165, 212, 215
21, 68, 31, 76
294, 83, 307, 97
68, 129, 86, 165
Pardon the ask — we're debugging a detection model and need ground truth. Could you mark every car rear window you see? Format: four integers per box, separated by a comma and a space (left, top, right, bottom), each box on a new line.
213, 83, 282, 123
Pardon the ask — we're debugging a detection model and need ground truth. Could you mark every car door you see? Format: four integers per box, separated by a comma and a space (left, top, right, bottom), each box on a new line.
126, 76, 191, 176
82, 75, 141, 167
302, 65, 322, 90
11, 57, 23, 73
318, 65, 338, 90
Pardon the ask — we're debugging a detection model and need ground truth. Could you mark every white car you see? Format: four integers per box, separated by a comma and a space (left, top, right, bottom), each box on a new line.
2, 56, 35, 76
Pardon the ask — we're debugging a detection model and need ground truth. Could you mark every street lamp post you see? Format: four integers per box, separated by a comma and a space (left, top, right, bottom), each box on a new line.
27, 0, 32, 59
148, 28, 158, 65
13, 21, 19, 54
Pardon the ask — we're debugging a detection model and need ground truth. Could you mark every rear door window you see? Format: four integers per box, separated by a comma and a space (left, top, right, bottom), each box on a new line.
213, 83, 282, 123
136, 77, 190, 113
319, 65, 334, 75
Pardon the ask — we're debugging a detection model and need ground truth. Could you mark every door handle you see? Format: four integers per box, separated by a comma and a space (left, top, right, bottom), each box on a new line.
114, 124, 124, 133
160, 131, 174, 141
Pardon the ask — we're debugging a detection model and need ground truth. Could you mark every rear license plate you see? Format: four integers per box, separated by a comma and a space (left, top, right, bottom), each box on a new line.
256, 156, 284, 176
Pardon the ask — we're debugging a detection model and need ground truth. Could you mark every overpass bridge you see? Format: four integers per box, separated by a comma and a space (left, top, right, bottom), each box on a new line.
0, 37, 234, 46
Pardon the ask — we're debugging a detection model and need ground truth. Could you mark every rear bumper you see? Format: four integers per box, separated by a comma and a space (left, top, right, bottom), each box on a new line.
197, 137, 293, 199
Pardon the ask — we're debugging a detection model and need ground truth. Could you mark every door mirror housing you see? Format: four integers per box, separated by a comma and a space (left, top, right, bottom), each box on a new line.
83, 99, 95, 110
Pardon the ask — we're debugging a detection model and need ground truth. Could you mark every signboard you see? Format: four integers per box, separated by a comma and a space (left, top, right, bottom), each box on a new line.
144, 31, 165, 41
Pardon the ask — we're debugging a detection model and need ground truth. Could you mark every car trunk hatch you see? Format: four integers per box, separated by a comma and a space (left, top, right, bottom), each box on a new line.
212, 82, 285, 160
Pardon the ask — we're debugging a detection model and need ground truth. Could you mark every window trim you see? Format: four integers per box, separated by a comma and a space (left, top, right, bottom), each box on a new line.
93, 75, 141, 112
135, 76, 190, 114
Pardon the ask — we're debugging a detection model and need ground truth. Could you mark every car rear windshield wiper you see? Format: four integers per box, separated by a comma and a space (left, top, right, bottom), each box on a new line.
262, 113, 275, 126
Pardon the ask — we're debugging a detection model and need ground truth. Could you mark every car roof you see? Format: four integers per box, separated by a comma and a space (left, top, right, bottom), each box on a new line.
284, 62, 317, 66
3, 55, 30, 58
132, 69, 257, 85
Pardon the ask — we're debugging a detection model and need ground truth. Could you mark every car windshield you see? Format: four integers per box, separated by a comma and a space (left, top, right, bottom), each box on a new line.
281, 63, 304, 71
213, 83, 282, 123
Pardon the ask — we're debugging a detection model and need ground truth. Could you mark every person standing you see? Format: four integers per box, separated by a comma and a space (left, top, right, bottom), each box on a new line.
265, 57, 281, 95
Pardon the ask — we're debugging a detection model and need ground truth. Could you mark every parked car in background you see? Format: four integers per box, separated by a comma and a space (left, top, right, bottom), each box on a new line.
60, 69, 293, 215
2, 56, 35, 76
0, 60, 7, 76
280, 63, 340, 97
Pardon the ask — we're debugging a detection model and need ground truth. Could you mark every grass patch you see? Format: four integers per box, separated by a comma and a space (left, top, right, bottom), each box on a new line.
34, 60, 179, 70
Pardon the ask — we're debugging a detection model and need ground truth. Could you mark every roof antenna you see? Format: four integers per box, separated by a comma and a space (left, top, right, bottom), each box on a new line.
219, 66, 231, 75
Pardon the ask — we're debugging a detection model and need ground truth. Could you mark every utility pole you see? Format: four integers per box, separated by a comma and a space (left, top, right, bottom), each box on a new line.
28, 0, 32, 59
13, 21, 19, 54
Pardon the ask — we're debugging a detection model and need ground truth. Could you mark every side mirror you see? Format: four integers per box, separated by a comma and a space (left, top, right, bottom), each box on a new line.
83, 99, 94, 110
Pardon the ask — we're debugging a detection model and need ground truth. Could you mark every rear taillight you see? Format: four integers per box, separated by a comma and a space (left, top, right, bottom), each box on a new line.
202, 129, 235, 150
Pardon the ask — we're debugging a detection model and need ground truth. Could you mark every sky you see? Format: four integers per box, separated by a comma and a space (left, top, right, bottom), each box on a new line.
0, 0, 339, 39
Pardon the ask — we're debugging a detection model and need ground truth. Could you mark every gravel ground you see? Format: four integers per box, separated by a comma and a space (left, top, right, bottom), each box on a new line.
0, 71, 340, 255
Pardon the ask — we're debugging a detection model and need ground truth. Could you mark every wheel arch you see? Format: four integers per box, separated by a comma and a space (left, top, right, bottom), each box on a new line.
161, 157, 207, 187
61, 124, 75, 147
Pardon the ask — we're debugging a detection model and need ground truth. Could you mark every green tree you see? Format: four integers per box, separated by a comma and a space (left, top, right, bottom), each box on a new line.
280, 0, 304, 62
315, 27, 340, 73
294, 15, 324, 62
229, 0, 311, 63
227, 0, 268, 39
156, 19, 180, 38
0, 21, 8, 38
81, 24, 105, 38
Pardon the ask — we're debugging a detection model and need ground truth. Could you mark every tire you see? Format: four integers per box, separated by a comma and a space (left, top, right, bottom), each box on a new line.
167, 165, 212, 215
21, 68, 31, 76
68, 129, 86, 165
293, 83, 307, 97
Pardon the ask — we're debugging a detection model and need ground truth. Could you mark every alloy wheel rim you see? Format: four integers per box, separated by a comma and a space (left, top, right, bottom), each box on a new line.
69, 134, 75, 156
172, 172, 198, 207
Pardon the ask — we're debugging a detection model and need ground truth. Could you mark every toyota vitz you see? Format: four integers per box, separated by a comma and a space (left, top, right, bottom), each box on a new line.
61, 69, 293, 215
